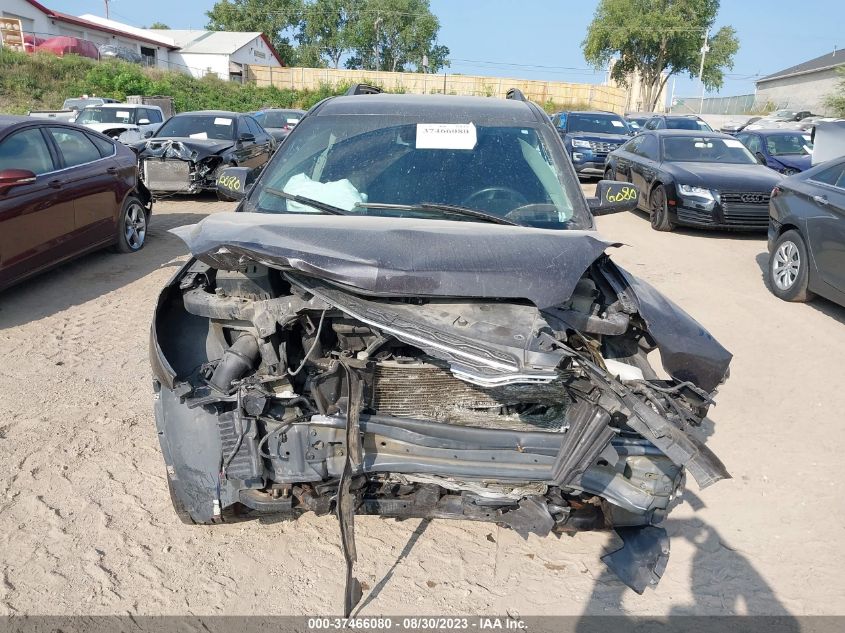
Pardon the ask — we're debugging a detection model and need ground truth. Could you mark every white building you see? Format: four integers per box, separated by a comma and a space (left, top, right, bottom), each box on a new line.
149, 29, 284, 82
756, 48, 845, 115
1, 0, 284, 81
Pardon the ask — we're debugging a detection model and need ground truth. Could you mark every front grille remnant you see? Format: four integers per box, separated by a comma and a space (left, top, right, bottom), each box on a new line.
372, 360, 570, 432
144, 159, 191, 192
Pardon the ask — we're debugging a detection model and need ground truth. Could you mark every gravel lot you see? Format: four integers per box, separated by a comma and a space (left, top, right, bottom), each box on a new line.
1, 185, 844, 617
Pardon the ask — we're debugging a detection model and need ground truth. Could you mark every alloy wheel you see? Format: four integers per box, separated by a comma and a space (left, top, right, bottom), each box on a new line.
772, 240, 800, 290
124, 202, 147, 251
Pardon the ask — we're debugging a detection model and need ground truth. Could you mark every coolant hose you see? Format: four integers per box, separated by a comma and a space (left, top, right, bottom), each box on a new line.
209, 333, 260, 394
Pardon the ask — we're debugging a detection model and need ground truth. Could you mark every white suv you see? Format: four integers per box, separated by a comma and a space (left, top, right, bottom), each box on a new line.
74, 103, 165, 141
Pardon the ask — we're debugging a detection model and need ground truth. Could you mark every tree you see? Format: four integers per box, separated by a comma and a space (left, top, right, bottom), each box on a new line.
299, 0, 359, 68
206, 0, 304, 66
826, 67, 845, 117
583, 0, 739, 111
344, 0, 449, 73
147, 22, 170, 29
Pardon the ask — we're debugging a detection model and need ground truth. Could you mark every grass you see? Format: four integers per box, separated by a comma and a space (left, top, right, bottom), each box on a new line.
0, 49, 353, 115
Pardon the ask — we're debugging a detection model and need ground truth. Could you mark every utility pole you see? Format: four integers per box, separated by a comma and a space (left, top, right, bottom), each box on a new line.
697, 27, 710, 115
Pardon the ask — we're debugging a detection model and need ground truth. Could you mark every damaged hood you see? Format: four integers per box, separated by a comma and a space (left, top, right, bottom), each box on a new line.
171, 212, 616, 310
135, 137, 234, 161
171, 212, 731, 391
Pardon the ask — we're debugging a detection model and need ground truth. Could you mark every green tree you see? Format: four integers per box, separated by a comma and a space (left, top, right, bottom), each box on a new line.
206, 0, 304, 66
826, 67, 845, 117
344, 0, 449, 73
299, 0, 359, 68
583, 0, 739, 111
147, 22, 170, 29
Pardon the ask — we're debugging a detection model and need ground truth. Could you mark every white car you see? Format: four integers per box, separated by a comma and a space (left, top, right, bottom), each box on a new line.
74, 103, 165, 140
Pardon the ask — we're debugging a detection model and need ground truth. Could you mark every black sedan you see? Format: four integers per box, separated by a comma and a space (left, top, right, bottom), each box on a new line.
134, 111, 274, 196
253, 108, 306, 144
767, 157, 845, 306
605, 130, 782, 231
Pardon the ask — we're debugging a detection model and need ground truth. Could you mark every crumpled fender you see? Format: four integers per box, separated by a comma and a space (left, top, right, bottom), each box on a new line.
613, 264, 732, 393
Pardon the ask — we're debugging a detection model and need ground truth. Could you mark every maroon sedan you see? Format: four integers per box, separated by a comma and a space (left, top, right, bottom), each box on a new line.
0, 116, 152, 292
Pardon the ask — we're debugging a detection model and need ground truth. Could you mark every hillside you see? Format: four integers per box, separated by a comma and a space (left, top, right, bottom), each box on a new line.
0, 49, 347, 115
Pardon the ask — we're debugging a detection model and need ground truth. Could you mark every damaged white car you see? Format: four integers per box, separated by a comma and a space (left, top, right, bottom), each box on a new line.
150, 88, 731, 613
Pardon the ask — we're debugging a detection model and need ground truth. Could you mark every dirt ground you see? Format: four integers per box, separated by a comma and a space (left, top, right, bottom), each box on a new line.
1, 185, 844, 617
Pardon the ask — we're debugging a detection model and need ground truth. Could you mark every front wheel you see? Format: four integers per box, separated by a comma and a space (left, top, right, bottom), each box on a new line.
768, 230, 814, 302
649, 184, 675, 232
114, 195, 148, 253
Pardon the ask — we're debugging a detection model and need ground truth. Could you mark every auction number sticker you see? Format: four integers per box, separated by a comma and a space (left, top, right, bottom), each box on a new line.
416, 123, 477, 150
606, 186, 637, 202
217, 174, 242, 191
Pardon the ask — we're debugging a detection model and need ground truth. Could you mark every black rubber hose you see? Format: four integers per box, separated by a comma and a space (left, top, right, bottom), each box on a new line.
209, 333, 260, 394
546, 302, 630, 336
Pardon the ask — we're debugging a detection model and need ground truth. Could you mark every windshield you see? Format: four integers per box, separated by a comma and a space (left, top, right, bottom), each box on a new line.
244, 113, 591, 230
665, 118, 712, 131
766, 133, 812, 156
76, 107, 136, 124
567, 113, 630, 135
256, 110, 304, 128
155, 114, 236, 140
63, 98, 101, 111
662, 136, 758, 164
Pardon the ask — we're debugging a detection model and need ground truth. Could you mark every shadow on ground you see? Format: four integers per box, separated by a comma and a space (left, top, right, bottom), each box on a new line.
754, 252, 845, 326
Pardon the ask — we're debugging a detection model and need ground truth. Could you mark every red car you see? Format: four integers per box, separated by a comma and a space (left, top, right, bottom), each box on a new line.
0, 116, 152, 292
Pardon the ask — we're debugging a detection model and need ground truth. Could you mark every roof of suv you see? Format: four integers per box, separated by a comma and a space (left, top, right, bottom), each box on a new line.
315, 94, 542, 124
89, 103, 161, 110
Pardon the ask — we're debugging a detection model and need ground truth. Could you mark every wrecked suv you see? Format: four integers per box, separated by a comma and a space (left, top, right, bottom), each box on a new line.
150, 90, 731, 610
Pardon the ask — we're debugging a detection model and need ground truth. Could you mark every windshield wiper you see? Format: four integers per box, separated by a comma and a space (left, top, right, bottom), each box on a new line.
355, 202, 518, 226
263, 187, 350, 215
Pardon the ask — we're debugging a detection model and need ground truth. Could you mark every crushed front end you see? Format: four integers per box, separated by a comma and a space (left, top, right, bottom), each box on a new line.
136, 139, 228, 194
150, 214, 731, 604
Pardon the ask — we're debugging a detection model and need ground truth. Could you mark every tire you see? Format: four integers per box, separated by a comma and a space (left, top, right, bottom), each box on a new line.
114, 195, 148, 253
768, 229, 814, 302
649, 184, 675, 232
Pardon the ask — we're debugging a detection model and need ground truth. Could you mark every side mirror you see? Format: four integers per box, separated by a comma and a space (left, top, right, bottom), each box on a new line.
239, 132, 256, 143
587, 180, 640, 216
138, 118, 151, 125
143, 130, 154, 139
0, 169, 37, 194
216, 166, 253, 202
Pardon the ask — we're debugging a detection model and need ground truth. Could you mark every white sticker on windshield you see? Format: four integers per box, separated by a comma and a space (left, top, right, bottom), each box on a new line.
611, 120, 625, 127
287, 118, 300, 124
189, 132, 208, 139
416, 123, 477, 150
214, 117, 233, 126
116, 111, 130, 118
723, 139, 744, 148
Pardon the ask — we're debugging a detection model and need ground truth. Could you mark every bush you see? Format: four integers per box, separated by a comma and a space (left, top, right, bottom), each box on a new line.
0, 49, 354, 115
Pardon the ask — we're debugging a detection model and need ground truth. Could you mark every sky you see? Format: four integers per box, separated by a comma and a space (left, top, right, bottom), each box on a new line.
45, 0, 845, 97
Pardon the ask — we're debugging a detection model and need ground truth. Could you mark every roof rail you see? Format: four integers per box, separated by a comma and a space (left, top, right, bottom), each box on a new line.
345, 83, 383, 96
506, 88, 527, 102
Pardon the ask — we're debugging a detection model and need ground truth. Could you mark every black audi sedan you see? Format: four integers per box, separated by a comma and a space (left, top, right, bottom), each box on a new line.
605, 129, 782, 231
767, 156, 845, 307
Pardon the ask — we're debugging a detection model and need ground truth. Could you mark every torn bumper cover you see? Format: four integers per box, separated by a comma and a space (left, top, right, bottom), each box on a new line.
135, 138, 234, 194
151, 213, 731, 599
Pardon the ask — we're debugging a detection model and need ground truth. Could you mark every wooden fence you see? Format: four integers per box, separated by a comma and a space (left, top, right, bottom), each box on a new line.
244, 65, 628, 113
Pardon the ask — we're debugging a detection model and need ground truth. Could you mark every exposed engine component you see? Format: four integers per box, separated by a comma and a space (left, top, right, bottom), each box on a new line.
151, 250, 729, 606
